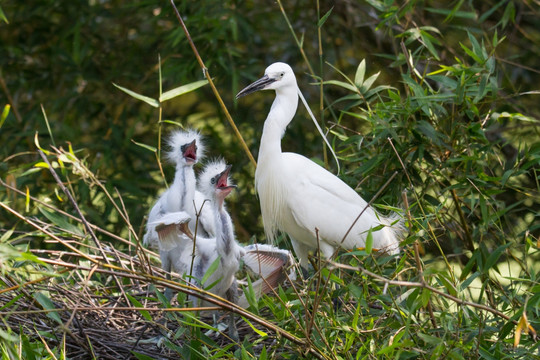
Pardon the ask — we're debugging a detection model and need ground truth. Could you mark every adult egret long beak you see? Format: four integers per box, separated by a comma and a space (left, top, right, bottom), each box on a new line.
236, 75, 276, 99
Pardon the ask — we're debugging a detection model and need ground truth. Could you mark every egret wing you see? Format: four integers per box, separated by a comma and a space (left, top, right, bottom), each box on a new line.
283, 153, 378, 250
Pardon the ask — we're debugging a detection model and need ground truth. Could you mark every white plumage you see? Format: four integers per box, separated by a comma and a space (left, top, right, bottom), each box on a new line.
188, 159, 244, 297
237, 62, 404, 269
143, 129, 215, 250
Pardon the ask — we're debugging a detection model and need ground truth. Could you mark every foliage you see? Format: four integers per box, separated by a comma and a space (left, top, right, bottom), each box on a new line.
1, 0, 539, 359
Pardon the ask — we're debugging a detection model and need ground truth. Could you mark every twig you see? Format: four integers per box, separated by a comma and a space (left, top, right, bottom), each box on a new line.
387, 137, 456, 283
328, 261, 519, 326
338, 171, 398, 247
0, 178, 159, 259
37, 150, 130, 306
402, 192, 437, 329
0, 269, 70, 296
450, 189, 475, 253
169, 0, 256, 168
0, 72, 22, 122
0, 201, 98, 264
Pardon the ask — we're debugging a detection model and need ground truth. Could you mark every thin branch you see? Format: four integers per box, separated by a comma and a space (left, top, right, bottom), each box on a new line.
37, 149, 130, 305
338, 171, 398, 248
0, 72, 22, 123
328, 261, 516, 325
169, 0, 256, 168
0, 178, 158, 258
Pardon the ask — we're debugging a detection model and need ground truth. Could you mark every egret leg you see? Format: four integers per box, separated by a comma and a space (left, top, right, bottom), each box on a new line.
225, 282, 239, 342
160, 250, 175, 301
290, 238, 311, 275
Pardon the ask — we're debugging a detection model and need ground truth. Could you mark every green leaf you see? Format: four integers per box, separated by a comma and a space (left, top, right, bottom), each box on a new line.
201, 256, 221, 286
365, 229, 373, 254
242, 276, 259, 313
418, 332, 441, 345
478, 0, 506, 23
159, 79, 208, 102
131, 139, 157, 153
361, 72, 380, 93
420, 30, 440, 60
484, 243, 512, 271
317, 7, 333, 28
34, 292, 62, 324
241, 316, 268, 337
38, 206, 84, 236
501, 1, 515, 28
259, 346, 268, 360
323, 80, 357, 92
354, 59, 366, 87
437, 273, 457, 296
0, 104, 10, 129
0, 6, 8, 24
460, 271, 480, 291
132, 352, 156, 360
459, 42, 483, 64
126, 294, 152, 321
112, 83, 159, 108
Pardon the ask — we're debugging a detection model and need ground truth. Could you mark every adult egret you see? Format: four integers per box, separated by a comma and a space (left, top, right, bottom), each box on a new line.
236, 62, 403, 270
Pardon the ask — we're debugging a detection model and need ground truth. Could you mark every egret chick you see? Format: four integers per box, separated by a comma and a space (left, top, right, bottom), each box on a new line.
178, 160, 244, 340
144, 131, 218, 260
236, 62, 404, 270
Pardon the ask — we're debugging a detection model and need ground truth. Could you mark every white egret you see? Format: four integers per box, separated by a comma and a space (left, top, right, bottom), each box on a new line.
143, 129, 219, 303
143, 130, 214, 252
180, 160, 244, 340
236, 62, 403, 270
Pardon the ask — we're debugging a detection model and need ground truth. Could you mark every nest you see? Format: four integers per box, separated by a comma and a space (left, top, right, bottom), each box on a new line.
0, 242, 276, 359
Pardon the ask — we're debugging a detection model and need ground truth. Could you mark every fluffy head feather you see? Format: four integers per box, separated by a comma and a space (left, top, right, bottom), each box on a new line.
198, 159, 235, 199
165, 129, 205, 166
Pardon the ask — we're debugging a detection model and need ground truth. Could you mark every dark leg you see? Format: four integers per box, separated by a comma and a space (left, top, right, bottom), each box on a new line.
225, 282, 239, 342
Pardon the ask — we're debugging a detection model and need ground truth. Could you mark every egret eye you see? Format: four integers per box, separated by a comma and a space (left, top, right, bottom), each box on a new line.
211, 177, 216, 184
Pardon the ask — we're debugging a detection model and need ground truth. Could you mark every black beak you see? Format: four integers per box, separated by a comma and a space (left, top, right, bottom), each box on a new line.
236, 74, 276, 99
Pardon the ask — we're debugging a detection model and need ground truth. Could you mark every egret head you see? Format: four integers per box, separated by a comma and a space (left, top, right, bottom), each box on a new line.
236, 62, 296, 99
166, 129, 205, 167
199, 159, 236, 204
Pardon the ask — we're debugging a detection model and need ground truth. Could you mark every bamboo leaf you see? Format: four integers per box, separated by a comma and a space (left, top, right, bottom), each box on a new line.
38, 206, 84, 236
34, 292, 62, 324
130, 139, 157, 153
0, 5, 8, 24
361, 71, 380, 93
317, 7, 333, 28
241, 317, 268, 337
323, 80, 357, 92
159, 79, 208, 102
354, 59, 366, 87
0, 104, 10, 129
365, 229, 373, 254
201, 256, 221, 286
112, 83, 159, 108
126, 294, 152, 322
484, 243, 512, 271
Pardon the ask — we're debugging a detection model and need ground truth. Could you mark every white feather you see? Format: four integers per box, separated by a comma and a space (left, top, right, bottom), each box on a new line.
238, 62, 405, 269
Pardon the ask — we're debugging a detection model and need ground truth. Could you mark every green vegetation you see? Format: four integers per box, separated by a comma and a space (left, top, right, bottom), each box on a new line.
0, 0, 539, 359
